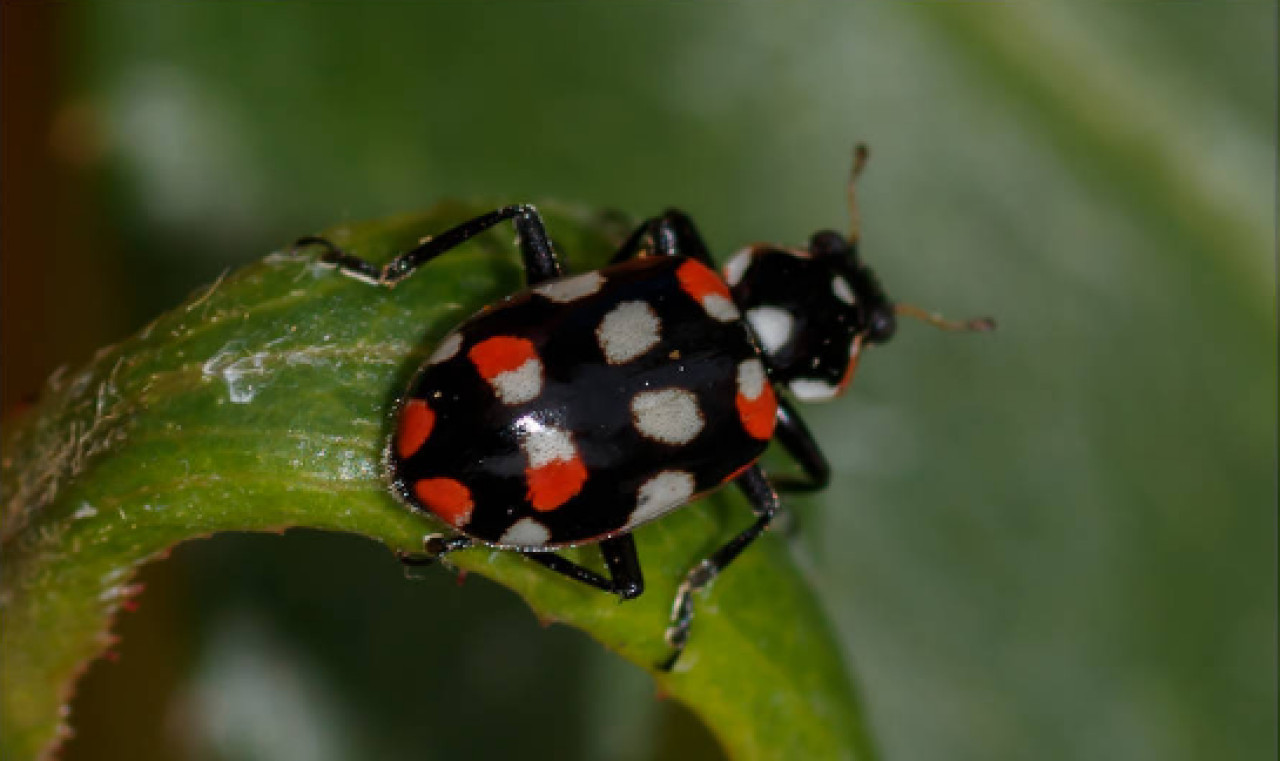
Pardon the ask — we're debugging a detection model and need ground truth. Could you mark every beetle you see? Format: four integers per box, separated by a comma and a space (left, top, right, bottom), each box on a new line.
296, 145, 992, 670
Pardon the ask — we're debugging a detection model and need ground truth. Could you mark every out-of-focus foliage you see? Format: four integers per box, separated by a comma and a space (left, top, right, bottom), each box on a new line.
4, 3, 1273, 761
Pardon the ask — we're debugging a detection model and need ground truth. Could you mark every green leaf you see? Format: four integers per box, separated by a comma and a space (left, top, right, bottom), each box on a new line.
0, 201, 874, 761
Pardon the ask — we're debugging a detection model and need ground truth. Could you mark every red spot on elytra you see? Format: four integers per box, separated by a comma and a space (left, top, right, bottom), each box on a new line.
736, 381, 778, 440
676, 260, 731, 305
468, 336, 538, 380
396, 399, 436, 458
526, 457, 588, 511
414, 478, 474, 527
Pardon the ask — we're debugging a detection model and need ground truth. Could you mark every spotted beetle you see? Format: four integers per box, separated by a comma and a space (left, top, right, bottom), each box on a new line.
297, 146, 992, 670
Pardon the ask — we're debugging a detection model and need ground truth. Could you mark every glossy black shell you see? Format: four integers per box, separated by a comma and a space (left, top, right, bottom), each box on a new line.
391, 255, 771, 547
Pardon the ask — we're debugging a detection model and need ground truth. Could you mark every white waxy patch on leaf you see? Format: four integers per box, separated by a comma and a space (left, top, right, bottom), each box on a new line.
535, 271, 604, 303
746, 306, 794, 355
499, 517, 552, 547
596, 300, 662, 364
630, 388, 704, 445
630, 470, 696, 526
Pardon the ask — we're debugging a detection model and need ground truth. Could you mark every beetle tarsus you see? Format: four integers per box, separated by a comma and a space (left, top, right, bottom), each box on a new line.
656, 466, 780, 670
397, 534, 472, 567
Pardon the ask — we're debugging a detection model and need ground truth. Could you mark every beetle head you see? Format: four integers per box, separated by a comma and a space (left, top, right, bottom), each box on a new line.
722, 144, 993, 402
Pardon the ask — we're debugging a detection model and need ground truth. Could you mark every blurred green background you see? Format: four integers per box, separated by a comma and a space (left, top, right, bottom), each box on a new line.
2, 3, 1274, 761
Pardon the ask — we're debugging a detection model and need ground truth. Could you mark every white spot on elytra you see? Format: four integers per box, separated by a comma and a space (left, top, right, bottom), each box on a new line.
789, 378, 839, 401
517, 417, 578, 468
630, 471, 695, 526
500, 517, 552, 547
736, 358, 767, 400
631, 388, 704, 445
723, 249, 752, 287
489, 358, 544, 404
832, 276, 856, 305
746, 307, 794, 355
701, 293, 741, 322
535, 271, 604, 303
596, 300, 661, 364
428, 333, 462, 364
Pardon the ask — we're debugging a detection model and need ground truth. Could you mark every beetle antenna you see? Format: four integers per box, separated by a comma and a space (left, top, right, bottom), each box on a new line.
847, 142, 870, 244
894, 303, 996, 332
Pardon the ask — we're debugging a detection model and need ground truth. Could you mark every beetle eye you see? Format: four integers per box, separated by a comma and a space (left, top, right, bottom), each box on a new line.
809, 230, 849, 259
867, 307, 897, 344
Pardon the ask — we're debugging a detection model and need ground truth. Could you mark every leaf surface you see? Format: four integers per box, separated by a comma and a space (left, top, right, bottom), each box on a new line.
1, 202, 873, 761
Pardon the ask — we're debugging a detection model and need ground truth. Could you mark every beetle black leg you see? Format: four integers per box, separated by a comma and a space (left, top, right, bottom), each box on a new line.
396, 534, 475, 566
770, 393, 831, 494
523, 535, 645, 600
610, 209, 716, 268
658, 464, 780, 671
397, 533, 644, 602
296, 204, 565, 288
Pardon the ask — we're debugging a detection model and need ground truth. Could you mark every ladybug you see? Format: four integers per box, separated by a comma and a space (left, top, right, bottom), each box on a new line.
297, 146, 992, 670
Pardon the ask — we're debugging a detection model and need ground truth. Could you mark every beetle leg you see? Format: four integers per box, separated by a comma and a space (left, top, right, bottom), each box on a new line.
610, 209, 716, 267
523, 535, 645, 601
658, 464, 780, 671
396, 533, 474, 566
769, 393, 832, 494
295, 204, 566, 288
